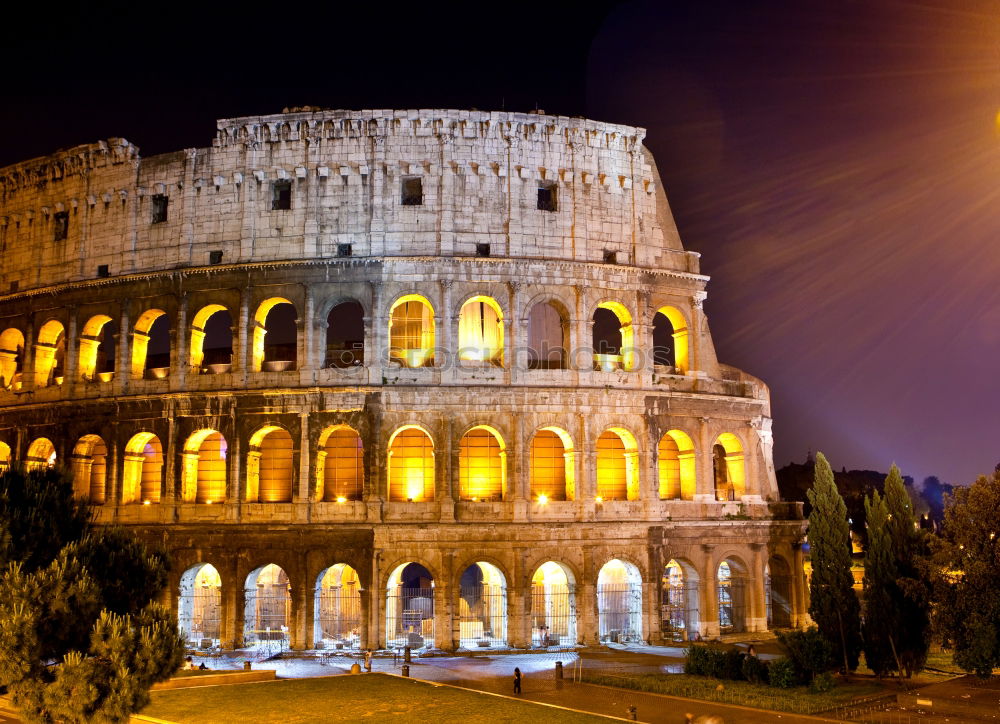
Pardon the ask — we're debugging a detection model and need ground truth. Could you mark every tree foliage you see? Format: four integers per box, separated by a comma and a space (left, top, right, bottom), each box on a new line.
0, 468, 184, 723
862, 491, 898, 676
932, 469, 1000, 678
807, 452, 862, 672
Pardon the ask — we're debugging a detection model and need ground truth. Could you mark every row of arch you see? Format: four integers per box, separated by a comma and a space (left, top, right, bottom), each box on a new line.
177, 554, 794, 650
2, 425, 747, 505
0, 294, 691, 388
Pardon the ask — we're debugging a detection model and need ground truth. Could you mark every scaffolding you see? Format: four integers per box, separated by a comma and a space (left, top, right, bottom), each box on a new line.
598, 583, 643, 643
661, 582, 699, 640
718, 576, 749, 633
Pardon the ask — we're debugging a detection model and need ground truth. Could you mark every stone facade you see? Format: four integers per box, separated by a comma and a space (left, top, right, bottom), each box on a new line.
0, 108, 806, 652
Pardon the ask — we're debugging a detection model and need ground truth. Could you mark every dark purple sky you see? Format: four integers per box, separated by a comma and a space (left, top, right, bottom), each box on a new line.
3, 1, 997, 485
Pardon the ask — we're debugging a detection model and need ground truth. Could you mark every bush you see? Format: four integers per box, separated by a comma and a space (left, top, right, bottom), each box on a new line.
742, 654, 768, 684
684, 644, 711, 676
721, 649, 746, 681
684, 645, 746, 681
779, 627, 836, 683
809, 671, 837, 693
768, 657, 798, 689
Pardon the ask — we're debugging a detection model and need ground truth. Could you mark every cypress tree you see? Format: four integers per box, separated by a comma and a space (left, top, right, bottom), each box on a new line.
807, 452, 862, 672
862, 491, 899, 676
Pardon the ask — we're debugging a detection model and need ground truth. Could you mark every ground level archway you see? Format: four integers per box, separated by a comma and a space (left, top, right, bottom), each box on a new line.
597, 559, 642, 643
386, 562, 434, 649
244, 564, 291, 649
178, 563, 222, 648
530, 561, 576, 647
457, 562, 507, 648
314, 563, 363, 650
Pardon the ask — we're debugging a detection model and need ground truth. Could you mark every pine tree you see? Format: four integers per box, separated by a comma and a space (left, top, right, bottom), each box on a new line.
807, 452, 862, 672
882, 464, 930, 677
862, 491, 899, 676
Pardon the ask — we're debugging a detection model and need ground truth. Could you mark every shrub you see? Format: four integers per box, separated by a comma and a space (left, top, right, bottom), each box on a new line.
779, 627, 836, 683
768, 657, 798, 689
721, 649, 746, 680
684, 644, 711, 676
809, 671, 837, 693
742, 654, 768, 684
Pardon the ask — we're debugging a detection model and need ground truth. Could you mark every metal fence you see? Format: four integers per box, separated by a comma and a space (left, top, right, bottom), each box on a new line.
181, 586, 221, 647
718, 576, 748, 633
458, 583, 507, 648
530, 582, 576, 646
766, 574, 793, 629
386, 586, 434, 649
246, 586, 290, 645
316, 582, 363, 650
598, 583, 643, 643
660, 583, 699, 640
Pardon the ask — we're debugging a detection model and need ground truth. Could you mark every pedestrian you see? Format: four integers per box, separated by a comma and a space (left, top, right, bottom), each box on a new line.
746, 644, 756, 658
513, 667, 522, 694
364, 649, 373, 672
183, 656, 195, 671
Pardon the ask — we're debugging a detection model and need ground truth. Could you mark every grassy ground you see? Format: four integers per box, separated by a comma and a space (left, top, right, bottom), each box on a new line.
143, 673, 605, 723
581, 672, 885, 715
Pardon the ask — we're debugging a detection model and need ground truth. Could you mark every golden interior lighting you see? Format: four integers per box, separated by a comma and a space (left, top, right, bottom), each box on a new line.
33, 319, 66, 387
592, 301, 635, 372
249, 426, 294, 503
530, 427, 574, 502
122, 432, 163, 504
457, 296, 504, 366
252, 297, 296, 372
70, 434, 107, 503
458, 426, 505, 501
654, 305, 690, 374
0, 327, 25, 389
658, 429, 696, 500
131, 308, 168, 379
713, 433, 746, 501
77, 314, 113, 382
318, 426, 364, 502
537, 493, 548, 504
387, 426, 435, 502
25, 437, 56, 472
596, 428, 639, 501
388, 295, 435, 368
181, 429, 227, 504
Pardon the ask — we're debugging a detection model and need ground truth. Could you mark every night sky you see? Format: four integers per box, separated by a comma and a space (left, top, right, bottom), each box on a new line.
3, 1, 997, 486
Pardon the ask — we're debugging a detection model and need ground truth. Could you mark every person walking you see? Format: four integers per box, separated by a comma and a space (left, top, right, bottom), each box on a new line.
513, 667, 522, 694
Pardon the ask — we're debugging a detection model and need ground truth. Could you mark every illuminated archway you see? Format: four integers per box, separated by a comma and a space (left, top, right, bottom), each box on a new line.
70, 434, 107, 503
597, 559, 643, 642
316, 426, 363, 501
596, 428, 640, 501
661, 559, 700, 640
388, 295, 435, 368
34, 320, 66, 387
530, 427, 575, 502
653, 306, 689, 374
131, 309, 170, 379
592, 302, 634, 372
457, 296, 504, 366
718, 558, 749, 633
458, 562, 507, 648
314, 563, 362, 649
713, 433, 746, 501
0, 327, 25, 389
78, 314, 115, 382
247, 426, 294, 503
252, 297, 297, 372
121, 432, 163, 504
190, 305, 233, 374
458, 426, 506, 501
658, 430, 696, 500
178, 563, 222, 647
766, 557, 793, 629
244, 564, 291, 647
527, 300, 568, 370
530, 561, 576, 646
387, 426, 434, 502
181, 430, 227, 504
0, 441, 10, 472
25, 437, 56, 471
386, 562, 435, 649
325, 301, 365, 368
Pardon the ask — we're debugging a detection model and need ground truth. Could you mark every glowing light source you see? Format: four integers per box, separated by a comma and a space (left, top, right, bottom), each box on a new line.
595, 495, 604, 503
143, 500, 150, 505
336, 496, 347, 504
537, 493, 548, 504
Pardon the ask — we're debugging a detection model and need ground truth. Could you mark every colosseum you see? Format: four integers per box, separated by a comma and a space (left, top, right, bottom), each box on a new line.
0, 108, 807, 653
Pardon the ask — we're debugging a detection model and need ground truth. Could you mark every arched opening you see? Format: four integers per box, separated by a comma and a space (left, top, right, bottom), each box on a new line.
527, 301, 567, 370
247, 426, 294, 503
388, 295, 435, 368
458, 562, 507, 648
653, 306, 689, 374
658, 430, 696, 500
253, 298, 297, 372
0, 327, 24, 390
181, 430, 227, 504
596, 428, 640, 501
34, 320, 66, 387
121, 432, 164, 504
132, 309, 170, 379
530, 561, 576, 647
244, 564, 291, 649
766, 557, 793, 630
78, 315, 116, 382
387, 426, 434, 502
70, 435, 107, 503
718, 559, 749, 634
713, 433, 746, 501
457, 296, 504, 366
661, 559, 700, 640
530, 427, 575, 502
178, 564, 222, 648
0, 441, 10, 472
597, 559, 643, 643
325, 301, 365, 368
314, 563, 363, 650
190, 305, 233, 374
25, 437, 56, 471
386, 562, 434, 649
592, 302, 633, 372
457, 426, 506, 502
317, 426, 364, 502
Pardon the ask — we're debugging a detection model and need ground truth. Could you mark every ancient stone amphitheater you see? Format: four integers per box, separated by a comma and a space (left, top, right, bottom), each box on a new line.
0, 108, 806, 653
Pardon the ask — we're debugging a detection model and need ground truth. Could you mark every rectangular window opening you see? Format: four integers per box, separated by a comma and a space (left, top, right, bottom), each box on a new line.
537, 182, 558, 212
151, 194, 168, 224
475, 243, 491, 258
401, 177, 423, 206
209, 250, 224, 265
53, 211, 69, 241
603, 250, 618, 265
97, 265, 109, 278
337, 243, 353, 257
271, 180, 292, 210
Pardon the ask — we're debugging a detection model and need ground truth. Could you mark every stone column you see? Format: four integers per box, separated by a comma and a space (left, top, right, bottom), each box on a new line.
63, 308, 79, 394
695, 417, 715, 502
507, 564, 528, 648
434, 552, 455, 651
438, 417, 455, 521
237, 288, 250, 383
163, 408, 177, 503
748, 545, 768, 632
438, 279, 453, 370
699, 548, 719, 639
290, 579, 313, 651
222, 560, 243, 649
511, 413, 527, 521
174, 295, 189, 390
116, 303, 130, 395
301, 284, 315, 372
367, 281, 382, 373
20, 320, 35, 391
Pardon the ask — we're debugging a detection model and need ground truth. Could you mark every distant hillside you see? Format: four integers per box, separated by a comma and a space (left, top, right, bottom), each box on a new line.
776, 458, 953, 545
